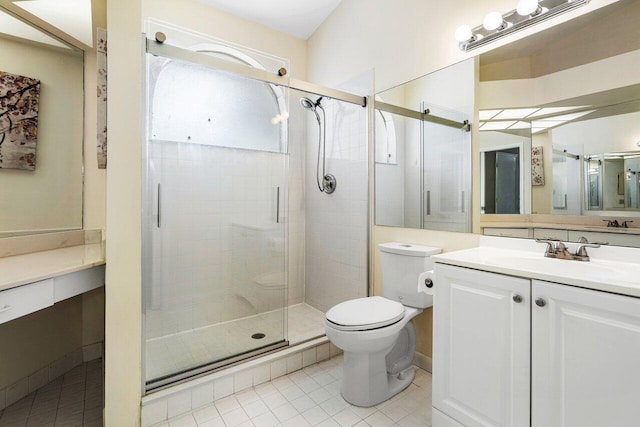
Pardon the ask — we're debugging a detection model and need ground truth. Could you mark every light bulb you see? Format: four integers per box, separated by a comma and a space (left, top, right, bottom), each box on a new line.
454, 25, 473, 42
517, 0, 540, 16
483, 11, 505, 31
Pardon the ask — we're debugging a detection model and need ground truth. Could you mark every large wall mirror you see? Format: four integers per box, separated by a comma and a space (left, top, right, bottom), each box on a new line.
479, 0, 640, 219
0, 3, 85, 237
374, 0, 640, 246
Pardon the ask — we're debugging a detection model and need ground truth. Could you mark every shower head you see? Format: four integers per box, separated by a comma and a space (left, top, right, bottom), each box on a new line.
300, 97, 316, 111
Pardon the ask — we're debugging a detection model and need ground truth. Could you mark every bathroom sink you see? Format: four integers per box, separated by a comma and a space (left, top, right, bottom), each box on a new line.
486, 253, 636, 284
434, 238, 640, 297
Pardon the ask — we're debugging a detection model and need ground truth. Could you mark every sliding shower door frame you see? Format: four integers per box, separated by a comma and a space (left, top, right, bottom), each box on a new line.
142, 33, 370, 393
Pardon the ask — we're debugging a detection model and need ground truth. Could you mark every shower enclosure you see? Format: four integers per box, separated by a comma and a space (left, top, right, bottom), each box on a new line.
141, 22, 369, 391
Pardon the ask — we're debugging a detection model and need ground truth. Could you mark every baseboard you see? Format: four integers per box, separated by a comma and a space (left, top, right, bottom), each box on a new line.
413, 351, 432, 373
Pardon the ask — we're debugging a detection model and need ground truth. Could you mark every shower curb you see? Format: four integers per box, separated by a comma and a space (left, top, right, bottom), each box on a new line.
141, 336, 340, 426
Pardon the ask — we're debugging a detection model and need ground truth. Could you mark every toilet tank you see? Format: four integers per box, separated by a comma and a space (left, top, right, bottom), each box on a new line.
380, 242, 441, 308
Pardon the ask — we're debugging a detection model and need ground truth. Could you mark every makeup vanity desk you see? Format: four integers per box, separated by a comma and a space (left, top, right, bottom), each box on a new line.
0, 230, 105, 325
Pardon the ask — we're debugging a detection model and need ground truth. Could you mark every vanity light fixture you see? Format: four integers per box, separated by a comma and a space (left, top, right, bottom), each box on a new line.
456, 0, 590, 52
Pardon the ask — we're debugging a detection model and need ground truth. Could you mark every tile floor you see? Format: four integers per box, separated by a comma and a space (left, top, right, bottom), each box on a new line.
0, 359, 103, 427
146, 303, 326, 382
158, 355, 432, 427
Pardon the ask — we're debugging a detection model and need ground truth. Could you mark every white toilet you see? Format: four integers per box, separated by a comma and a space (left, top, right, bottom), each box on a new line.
325, 242, 441, 407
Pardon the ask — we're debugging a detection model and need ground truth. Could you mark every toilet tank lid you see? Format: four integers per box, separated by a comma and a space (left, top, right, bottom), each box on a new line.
379, 242, 442, 257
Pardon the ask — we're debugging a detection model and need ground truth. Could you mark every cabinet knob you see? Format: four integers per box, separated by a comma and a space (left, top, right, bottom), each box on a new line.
512, 294, 523, 303
535, 298, 546, 307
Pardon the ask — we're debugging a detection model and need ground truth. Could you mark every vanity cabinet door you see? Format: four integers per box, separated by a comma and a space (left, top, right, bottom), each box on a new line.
532, 280, 640, 427
433, 264, 530, 427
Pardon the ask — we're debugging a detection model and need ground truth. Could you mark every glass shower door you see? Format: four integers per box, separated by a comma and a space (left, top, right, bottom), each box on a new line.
143, 51, 289, 389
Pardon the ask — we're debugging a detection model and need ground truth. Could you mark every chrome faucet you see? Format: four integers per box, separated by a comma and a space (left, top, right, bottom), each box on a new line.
535, 237, 607, 262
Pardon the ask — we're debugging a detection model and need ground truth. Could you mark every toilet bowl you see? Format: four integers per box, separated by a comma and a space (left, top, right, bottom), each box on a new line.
325, 242, 441, 407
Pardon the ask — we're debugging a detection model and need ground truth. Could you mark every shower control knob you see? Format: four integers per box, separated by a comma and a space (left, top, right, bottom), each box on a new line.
424, 278, 433, 288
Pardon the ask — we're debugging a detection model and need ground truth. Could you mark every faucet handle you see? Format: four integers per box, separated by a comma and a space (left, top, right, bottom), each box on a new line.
576, 241, 607, 258
535, 238, 558, 255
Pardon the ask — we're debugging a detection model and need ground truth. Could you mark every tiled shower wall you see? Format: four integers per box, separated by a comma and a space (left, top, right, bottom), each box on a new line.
303, 88, 369, 312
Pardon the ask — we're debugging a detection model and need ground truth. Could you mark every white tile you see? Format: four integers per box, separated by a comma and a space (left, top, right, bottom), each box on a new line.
253, 364, 271, 386
286, 352, 302, 374
261, 390, 288, 410
5, 377, 28, 406
28, 367, 49, 393
168, 413, 197, 427
316, 419, 340, 427
234, 370, 253, 393
251, 410, 279, 427
280, 384, 305, 401
308, 387, 332, 405
254, 383, 277, 399
281, 414, 311, 427
213, 375, 234, 400
242, 399, 269, 419
364, 410, 394, 427
198, 417, 226, 427
271, 376, 294, 392
215, 395, 241, 414
220, 407, 250, 427
316, 344, 330, 362
302, 348, 317, 367
235, 389, 260, 406
191, 383, 214, 409
168, 392, 192, 419
290, 395, 316, 413
319, 396, 348, 417
332, 407, 361, 427
272, 402, 298, 423
301, 405, 329, 425
142, 399, 168, 426
192, 403, 220, 424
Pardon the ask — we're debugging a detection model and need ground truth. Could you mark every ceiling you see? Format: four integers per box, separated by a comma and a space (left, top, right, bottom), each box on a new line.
197, 0, 342, 40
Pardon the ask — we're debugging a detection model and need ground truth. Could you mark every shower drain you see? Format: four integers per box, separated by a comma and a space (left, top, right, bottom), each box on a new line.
251, 333, 266, 340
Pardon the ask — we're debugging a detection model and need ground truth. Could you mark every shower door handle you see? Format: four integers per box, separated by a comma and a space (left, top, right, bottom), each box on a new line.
157, 183, 161, 228
425, 190, 431, 216
276, 187, 280, 224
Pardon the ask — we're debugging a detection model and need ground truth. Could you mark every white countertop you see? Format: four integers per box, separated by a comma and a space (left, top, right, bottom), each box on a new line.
0, 243, 106, 292
433, 236, 640, 298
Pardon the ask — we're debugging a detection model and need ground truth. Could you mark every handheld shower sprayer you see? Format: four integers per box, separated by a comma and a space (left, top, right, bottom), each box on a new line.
300, 96, 336, 194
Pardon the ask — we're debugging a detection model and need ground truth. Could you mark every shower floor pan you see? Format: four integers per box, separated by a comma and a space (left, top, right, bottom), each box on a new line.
145, 303, 325, 385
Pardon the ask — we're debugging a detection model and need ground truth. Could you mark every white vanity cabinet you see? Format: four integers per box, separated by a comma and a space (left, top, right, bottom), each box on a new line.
433, 264, 531, 427
532, 280, 640, 427
433, 263, 640, 427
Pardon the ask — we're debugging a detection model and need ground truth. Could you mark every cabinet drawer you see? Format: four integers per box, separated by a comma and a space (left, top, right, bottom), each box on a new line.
0, 279, 54, 325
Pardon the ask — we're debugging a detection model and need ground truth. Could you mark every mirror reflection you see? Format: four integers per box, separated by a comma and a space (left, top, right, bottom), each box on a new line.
478, 0, 640, 219
374, 59, 474, 233
0, 5, 84, 236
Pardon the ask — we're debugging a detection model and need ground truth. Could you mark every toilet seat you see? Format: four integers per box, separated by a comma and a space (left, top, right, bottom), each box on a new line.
325, 296, 405, 331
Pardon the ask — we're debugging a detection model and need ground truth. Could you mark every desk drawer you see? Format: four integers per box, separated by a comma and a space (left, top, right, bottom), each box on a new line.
0, 279, 54, 325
